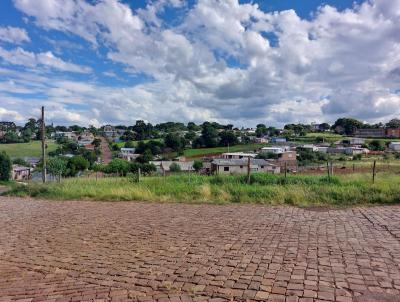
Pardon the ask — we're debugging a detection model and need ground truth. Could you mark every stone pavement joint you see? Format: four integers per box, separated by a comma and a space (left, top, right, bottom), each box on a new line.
1, 197, 400, 302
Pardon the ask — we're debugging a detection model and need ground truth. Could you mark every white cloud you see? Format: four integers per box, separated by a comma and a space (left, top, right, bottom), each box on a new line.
0, 47, 91, 73
6, 0, 400, 126
0, 26, 30, 44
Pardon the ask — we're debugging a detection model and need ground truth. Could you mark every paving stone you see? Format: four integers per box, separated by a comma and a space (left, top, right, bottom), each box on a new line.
2, 198, 400, 302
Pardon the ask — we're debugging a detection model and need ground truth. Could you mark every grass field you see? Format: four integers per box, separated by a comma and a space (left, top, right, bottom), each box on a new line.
116, 138, 163, 148
0, 141, 57, 158
7, 172, 400, 206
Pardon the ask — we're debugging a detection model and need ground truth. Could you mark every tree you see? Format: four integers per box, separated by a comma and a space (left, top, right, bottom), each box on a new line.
136, 150, 153, 163
105, 159, 130, 176
0, 151, 12, 181
255, 124, 268, 137
219, 130, 238, 146
193, 160, 203, 172
386, 119, 400, 128
67, 155, 89, 176
93, 138, 101, 148
132, 120, 154, 140
169, 162, 181, 172
184, 131, 197, 141
319, 123, 330, 131
369, 140, 385, 151
187, 122, 201, 131
124, 141, 135, 148
47, 157, 67, 182
332, 118, 363, 135
164, 133, 184, 152
200, 122, 218, 147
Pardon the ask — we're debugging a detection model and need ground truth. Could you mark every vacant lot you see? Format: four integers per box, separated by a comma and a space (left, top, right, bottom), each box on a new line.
1, 198, 400, 301
0, 140, 57, 158
8, 172, 400, 206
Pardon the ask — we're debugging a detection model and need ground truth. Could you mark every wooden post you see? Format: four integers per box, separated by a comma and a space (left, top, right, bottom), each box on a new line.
138, 167, 141, 182
284, 161, 287, 178
372, 160, 376, 184
41, 106, 46, 183
247, 156, 251, 184
326, 161, 330, 180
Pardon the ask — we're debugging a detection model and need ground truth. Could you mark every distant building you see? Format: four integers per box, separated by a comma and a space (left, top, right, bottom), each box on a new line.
55, 131, 77, 141
221, 152, 257, 159
150, 161, 194, 174
386, 128, 400, 138
299, 144, 318, 152
343, 138, 365, 145
389, 142, 400, 151
271, 137, 287, 143
119, 148, 138, 161
12, 165, 31, 181
211, 159, 280, 175
260, 146, 290, 154
355, 128, 385, 138
252, 137, 269, 143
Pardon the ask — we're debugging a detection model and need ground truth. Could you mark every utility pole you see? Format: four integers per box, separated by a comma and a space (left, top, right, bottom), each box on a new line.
41, 106, 46, 183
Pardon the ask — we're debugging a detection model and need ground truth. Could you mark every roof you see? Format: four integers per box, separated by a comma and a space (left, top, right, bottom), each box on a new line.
212, 159, 278, 167
150, 161, 194, 171
12, 165, 30, 172
222, 152, 256, 157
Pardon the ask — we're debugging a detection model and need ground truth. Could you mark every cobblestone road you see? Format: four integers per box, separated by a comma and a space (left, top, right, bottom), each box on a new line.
1, 198, 400, 302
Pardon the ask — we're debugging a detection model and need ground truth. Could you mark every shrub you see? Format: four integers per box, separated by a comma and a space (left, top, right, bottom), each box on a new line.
0, 151, 12, 181
169, 163, 181, 172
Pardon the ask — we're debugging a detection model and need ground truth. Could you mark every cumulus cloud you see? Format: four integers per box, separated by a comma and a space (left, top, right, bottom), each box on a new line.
0, 26, 30, 44
0, 47, 91, 73
4, 0, 400, 126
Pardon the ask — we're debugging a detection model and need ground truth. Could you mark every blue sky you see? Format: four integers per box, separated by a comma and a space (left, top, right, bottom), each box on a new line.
0, 0, 399, 127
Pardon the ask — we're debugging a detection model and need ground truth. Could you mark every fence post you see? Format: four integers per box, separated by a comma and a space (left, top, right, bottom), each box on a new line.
326, 161, 330, 181
284, 161, 287, 179
372, 160, 376, 184
247, 156, 251, 184
138, 167, 141, 182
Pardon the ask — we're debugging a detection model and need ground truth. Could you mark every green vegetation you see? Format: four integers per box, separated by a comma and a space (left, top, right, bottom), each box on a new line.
0, 141, 57, 158
7, 172, 400, 207
0, 151, 12, 181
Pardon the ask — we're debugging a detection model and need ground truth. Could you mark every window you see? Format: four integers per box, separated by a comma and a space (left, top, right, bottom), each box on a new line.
240, 165, 243, 168
261, 166, 264, 168
224, 167, 229, 171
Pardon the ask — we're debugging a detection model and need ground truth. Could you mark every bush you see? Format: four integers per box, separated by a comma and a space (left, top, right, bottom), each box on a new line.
0, 151, 12, 181
169, 163, 181, 172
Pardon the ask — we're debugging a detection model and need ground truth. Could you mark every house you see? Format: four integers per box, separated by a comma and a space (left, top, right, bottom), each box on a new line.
23, 157, 40, 167
119, 148, 139, 161
355, 128, 385, 138
299, 144, 318, 152
386, 129, 400, 138
54, 131, 77, 141
12, 165, 31, 181
315, 146, 329, 153
272, 151, 298, 172
260, 147, 285, 154
343, 138, 365, 145
252, 137, 269, 143
327, 147, 368, 155
389, 142, 400, 151
150, 161, 194, 174
77, 131, 94, 146
221, 152, 257, 159
271, 137, 287, 143
211, 159, 280, 175
103, 125, 121, 141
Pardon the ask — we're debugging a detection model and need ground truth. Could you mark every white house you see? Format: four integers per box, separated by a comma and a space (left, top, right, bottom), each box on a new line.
260, 147, 285, 154
389, 142, 400, 151
300, 144, 319, 152
221, 152, 257, 159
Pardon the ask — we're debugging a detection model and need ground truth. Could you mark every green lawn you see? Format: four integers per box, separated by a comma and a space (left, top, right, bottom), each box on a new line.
116, 138, 163, 148
184, 143, 266, 158
0, 140, 57, 158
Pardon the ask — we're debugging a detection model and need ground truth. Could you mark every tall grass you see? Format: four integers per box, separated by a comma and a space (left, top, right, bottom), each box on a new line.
7, 172, 400, 206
